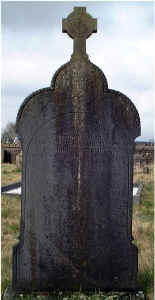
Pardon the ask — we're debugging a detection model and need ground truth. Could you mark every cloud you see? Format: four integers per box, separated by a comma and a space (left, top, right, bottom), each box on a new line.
1, 1, 154, 141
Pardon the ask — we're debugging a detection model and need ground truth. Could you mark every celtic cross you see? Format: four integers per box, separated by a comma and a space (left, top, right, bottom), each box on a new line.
62, 7, 97, 59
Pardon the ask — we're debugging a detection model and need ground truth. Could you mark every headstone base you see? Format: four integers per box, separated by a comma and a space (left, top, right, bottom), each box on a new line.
3, 287, 146, 300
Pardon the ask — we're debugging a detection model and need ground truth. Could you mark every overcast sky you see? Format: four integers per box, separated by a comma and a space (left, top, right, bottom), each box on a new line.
1, 1, 154, 141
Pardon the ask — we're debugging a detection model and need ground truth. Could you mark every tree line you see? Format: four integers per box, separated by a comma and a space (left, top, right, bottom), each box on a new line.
1, 122, 17, 143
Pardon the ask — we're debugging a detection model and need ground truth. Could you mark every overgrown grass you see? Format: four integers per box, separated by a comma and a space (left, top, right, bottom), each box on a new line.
1, 195, 21, 293
2, 290, 146, 300
132, 181, 154, 299
1, 164, 154, 299
1, 163, 21, 186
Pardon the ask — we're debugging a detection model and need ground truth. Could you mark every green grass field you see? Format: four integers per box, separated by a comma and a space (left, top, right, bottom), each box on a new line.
1, 163, 21, 186
1, 163, 154, 299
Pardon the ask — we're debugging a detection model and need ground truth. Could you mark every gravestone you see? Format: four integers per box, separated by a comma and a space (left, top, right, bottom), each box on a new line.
143, 166, 149, 174
12, 7, 141, 293
16, 151, 22, 170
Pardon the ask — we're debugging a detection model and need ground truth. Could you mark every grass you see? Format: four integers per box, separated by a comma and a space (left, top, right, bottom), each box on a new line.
2, 290, 145, 300
1, 163, 21, 186
1, 194, 21, 293
3, 292, 149, 300
132, 180, 154, 299
1, 163, 154, 299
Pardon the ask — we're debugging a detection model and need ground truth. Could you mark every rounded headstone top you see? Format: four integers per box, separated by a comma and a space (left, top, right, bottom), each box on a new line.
51, 6, 107, 94
51, 59, 108, 94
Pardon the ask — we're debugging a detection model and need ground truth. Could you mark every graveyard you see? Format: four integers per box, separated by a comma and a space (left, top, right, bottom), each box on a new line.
1, 5, 154, 300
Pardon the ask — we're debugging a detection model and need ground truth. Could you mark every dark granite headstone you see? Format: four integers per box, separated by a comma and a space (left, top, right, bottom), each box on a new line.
12, 7, 141, 293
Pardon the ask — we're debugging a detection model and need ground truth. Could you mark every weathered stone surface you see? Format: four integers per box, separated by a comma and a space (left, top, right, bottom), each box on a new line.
12, 7, 141, 293
62, 7, 97, 60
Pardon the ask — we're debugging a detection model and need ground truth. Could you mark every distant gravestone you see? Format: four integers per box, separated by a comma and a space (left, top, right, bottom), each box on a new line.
12, 7, 140, 293
143, 166, 149, 174
16, 151, 22, 170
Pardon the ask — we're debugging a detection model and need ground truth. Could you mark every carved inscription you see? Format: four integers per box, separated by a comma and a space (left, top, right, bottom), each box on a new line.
72, 69, 87, 90
56, 134, 106, 152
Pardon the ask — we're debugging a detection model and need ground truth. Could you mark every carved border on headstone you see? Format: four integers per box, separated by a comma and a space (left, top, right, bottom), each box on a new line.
16, 87, 52, 125
108, 89, 141, 137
